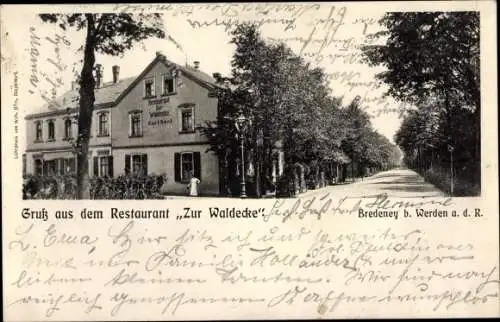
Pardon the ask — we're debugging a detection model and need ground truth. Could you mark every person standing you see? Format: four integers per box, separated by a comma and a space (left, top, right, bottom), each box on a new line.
187, 171, 201, 196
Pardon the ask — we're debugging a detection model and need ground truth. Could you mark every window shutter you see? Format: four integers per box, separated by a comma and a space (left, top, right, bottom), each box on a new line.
93, 157, 99, 177
108, 156, 114, 177
139, 113, 143, 136
128, 114, 132, 137
178, 109, 182, 132
142, 154, 148, 175
125, 154, 131, 174
191, 107, 195, 131
107, 113, 110, 136
194, 152, 201, 180
174, 153, 181, 182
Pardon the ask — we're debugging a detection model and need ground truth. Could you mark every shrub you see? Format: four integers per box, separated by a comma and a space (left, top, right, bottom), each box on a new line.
306, 161, 322, 189
23, 174, 167, 200
276, 164, 298, 198
423, 166, 480, 197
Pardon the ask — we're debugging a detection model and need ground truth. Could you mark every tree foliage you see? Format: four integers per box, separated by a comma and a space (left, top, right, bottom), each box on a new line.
362, 12, 479, 111
201, 23, 401, 196
363, 12, 481, 195
39, 13, 167, 198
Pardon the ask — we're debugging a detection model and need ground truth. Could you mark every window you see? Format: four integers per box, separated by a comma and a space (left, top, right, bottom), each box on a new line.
45, 160, 57, 175
174, 152, 201, 182
181, 153, 194, 181
125, 154, 147, 176
93, 155, 113, 177
132, 156, 143, 175
179, 106, 195, 133
129, 111, 143, 137
35, 121, 43, 141
163, 76, 175, 95
64, 119, 72, 139
98, 112, 109, 136
34, 159, 43, 176
100, 156, 109, 176
47, 120, 55, 141
144, 78, 155, 98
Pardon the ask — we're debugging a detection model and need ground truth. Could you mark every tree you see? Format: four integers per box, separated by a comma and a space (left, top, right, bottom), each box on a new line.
363, 12, 481, 195
339, 96, 371, 180
201, 23, 401, 196
362, 12, 479, 109
39, 14, 167, 198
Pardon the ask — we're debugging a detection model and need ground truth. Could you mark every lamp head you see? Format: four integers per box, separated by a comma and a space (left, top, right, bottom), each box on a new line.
235, 114, 246, 132
234, 106, 249, 133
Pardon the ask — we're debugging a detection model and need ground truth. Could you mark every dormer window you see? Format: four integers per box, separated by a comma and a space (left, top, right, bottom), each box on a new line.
162, 75, 176, 95
144, 77, 155, 98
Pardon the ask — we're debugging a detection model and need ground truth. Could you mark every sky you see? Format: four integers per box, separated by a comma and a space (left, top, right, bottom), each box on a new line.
3, 3, 407, 143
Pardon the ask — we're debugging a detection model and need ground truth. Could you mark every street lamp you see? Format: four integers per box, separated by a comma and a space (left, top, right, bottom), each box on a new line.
235, 106, 251, 198
448, 144, 454, 196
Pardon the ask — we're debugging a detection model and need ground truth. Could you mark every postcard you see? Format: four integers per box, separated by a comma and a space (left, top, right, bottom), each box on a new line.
2, 1, 498, 320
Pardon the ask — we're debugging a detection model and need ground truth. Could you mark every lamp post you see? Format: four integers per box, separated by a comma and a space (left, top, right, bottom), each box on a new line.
256, 128, 264, 197
235, 106, 250, 198
448, 144, 454, 196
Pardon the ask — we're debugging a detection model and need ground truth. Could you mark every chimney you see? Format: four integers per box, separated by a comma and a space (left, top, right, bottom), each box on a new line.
112, 65, 120, 84
156, 51, 165, 57
193, 61, 200, 70
212, 72, 221, 82
94, 64, 103, 88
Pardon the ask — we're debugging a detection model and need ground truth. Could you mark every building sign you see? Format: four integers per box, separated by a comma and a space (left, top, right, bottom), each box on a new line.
148, 97, 169, 105
148, 110, 173, 126
148, 98, 173, 126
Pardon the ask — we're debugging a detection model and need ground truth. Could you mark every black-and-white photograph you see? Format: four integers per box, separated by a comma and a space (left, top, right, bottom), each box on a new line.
3, 4, 498, 321
20, 9, 480, 200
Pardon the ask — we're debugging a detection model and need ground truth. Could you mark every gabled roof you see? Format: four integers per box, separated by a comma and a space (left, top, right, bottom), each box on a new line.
113, 53, 218, 105
26, 54, 219, 119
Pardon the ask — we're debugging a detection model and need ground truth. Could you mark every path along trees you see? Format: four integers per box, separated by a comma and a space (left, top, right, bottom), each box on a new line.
201, 23, 401, 197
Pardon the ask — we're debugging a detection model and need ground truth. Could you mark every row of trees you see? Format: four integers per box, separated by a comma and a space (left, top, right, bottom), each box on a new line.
201, 24, 401, 197
363, 12, 480, 196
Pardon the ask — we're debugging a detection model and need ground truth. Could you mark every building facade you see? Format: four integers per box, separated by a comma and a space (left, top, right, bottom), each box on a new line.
24, 52, 221, 195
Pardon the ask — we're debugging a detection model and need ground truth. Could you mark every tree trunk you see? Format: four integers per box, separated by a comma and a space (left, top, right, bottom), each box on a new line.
76, 14, 96, 199
351, 152, 355, 182
255, 159, 261, 197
